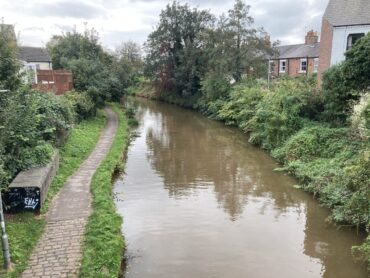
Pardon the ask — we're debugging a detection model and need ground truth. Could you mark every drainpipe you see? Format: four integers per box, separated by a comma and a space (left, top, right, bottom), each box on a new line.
306, 56, 309, 77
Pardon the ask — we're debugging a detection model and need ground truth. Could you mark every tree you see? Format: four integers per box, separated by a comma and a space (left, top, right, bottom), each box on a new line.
47, 28, 113, 101
0, 25, 21, 91
342, 32, 370, 91
213, 0, 273, 82
114, 41, 143, 85
145, 1, 214, 100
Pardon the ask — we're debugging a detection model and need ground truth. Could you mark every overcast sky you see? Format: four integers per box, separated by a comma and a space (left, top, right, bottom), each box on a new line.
0, 0, 329, 50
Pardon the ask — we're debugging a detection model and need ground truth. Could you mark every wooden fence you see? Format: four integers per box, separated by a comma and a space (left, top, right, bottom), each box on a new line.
32, 70, 73, 95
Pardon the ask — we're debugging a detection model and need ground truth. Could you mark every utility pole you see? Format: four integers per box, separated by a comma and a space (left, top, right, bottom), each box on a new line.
0, 192, 11, 271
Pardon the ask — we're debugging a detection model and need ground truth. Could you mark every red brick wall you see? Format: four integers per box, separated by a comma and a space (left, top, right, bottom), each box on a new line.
33, 70, 74, 95
270, 57, 318, 78
318, 19, 333, 85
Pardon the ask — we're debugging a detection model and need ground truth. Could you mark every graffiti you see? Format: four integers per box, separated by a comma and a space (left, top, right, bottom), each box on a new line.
3, 187, 41, 212
24, 197, 39, 210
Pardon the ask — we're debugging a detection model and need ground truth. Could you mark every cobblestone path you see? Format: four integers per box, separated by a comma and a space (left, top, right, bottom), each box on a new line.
22, 108, 118, 278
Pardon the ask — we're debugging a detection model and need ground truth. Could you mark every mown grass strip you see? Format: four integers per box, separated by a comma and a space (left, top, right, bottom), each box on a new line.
80, 104, 128, 278
0, 111, 107, 278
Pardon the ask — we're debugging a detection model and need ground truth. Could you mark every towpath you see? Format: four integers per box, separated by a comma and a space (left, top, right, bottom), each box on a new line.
22, 108, 118, 278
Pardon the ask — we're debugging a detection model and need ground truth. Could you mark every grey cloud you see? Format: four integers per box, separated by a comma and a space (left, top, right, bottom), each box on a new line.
23, 27, 45, 32
3, 0, 331, 47
101, 29, 150, 48
16, 1, 106, 19
54, 24, 75, 33
251, 0, 330, 43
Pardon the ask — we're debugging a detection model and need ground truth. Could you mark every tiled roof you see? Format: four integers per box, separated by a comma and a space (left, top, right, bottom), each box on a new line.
19, 46, 51, 63
324, 0, 370, 26
274, 42, 320, 59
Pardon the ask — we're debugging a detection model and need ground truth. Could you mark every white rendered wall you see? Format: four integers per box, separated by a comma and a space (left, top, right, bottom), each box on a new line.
26, 62, 52, 70
331, 25, 370, 66
21, 61, 52, 84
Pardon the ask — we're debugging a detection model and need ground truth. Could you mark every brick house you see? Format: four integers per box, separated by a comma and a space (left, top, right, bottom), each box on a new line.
318, 0, 370, 83
1, 23, 73, 94
19, 46, 53, 83
269, 31, 320, 78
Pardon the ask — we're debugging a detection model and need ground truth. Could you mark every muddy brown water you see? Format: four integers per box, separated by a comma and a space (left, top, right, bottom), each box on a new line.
113, 99, 368, 278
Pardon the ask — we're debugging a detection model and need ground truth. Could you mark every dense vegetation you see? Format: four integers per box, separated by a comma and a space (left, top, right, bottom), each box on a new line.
143, 0, 370, 269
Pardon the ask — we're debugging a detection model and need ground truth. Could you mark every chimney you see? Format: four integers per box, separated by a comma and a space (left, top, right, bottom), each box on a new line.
305, 30, 318, 45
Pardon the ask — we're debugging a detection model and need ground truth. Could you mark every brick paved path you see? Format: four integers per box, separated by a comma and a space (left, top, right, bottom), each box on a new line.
22, 108, 118, 278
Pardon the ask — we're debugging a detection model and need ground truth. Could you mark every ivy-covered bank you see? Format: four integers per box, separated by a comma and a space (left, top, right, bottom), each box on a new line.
0, 112, 107, 278
80, 104, 129, 278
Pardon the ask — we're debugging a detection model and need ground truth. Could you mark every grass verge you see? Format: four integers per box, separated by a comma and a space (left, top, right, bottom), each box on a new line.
0, 111, 107, 278
80, 104, 129, 278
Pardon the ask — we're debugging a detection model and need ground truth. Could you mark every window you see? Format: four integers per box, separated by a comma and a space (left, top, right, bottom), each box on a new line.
313, 58, 319, 73
279, 60, 286, 73
347, 33, 365, 50
300, 58, 307, 73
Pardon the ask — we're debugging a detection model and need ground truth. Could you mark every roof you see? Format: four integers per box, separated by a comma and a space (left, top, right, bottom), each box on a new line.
19, 46, 51, 63
273, 42, 320, 59
324, 0, 370, 26
0, 24, 17, 42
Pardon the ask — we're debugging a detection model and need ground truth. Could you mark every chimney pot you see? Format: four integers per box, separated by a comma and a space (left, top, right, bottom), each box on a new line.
305, 30, 318, 45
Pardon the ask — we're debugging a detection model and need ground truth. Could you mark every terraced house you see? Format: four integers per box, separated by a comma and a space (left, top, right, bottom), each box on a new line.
269, 30, 320, 78
318, 0, 370, 82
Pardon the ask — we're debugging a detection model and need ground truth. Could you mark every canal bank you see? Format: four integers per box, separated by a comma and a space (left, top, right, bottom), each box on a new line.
114, 99, 368, 278
80, 105, 130, 277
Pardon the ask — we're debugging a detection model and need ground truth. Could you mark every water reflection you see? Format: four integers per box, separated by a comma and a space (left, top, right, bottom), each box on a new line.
114, 98, 367, 278
145, 100, 304, 220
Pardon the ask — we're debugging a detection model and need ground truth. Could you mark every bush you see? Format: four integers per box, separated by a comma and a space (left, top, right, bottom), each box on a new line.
353, 235, 370, 271
218, 82, 265, 127
351, 92, 370, 140
273, 124, 369, 230
321, 65, 358, 124
321, 33, 370, 125
342, 32, 370, 91
246, 79, 315, 150
86, 86, 107, 109
35, 92, 75, 146
196, 74, 231, 116
0, 88, 74, 187
327, 151, 370, 228
272, 124, 351, 162
64, 90, 96, 121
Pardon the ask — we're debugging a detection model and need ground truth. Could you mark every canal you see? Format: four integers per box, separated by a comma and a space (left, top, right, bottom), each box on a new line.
113, 99, 367, 278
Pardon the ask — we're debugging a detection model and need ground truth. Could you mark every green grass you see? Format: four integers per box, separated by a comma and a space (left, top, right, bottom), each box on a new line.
80, 104, 129, 278
42, 110, 107, 213
0, 111, 107, 278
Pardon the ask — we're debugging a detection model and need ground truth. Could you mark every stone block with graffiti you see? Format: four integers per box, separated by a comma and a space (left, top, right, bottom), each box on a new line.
3, 150, 59, 212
